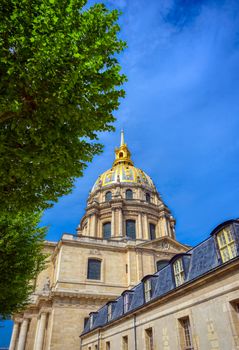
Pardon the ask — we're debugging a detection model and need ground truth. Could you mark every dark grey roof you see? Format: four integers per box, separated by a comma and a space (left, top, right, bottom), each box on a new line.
82, 219, 239, 335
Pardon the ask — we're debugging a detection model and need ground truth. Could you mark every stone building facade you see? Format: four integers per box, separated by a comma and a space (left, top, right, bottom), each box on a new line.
9, 132, 188, 350
81, 220, 239, 350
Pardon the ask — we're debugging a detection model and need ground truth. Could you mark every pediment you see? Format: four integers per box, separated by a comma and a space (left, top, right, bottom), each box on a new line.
138, 237, 189, 253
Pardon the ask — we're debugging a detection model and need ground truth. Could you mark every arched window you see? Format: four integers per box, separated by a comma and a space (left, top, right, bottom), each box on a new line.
126, 220, 136, 239
149, 223, 156, 240
119, 152, 124, 158
105, 191, 112, 202
216, 226, 237, 262
87, 259, 101, 280
146, 193, 151, 203
126, 189, 133, 200
156, 260, 169, 271
173, 258, 185, 287
103, 222, 111, 239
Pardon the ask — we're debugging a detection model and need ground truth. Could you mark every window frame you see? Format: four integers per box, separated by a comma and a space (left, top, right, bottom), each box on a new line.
178, 316, 194, 350
149, 223, 156, 240
123, 293, 129, 313
216, 226, 237, 263
145, 193, 151, 203
173, 258, 185, 287
145, 327, 154, 350
126, 219, 136, 239
122, 335, 128, 350
125, 189, 133, 200
107, 303, 112, 322
105, 191, 112, 202
87, 258, 102, 281
144, 279, 152, 303
103, 222, 111, 239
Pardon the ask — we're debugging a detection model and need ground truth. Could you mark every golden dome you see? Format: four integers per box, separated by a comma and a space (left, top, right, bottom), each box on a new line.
91, 131, 155, 192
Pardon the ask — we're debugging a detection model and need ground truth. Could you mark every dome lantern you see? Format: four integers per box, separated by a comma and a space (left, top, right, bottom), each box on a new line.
113, 130, 134, 167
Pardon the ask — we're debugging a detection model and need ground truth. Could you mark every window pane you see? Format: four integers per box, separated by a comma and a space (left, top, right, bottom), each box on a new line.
105, 191, 112, 201
149, 223, 156, 240
179, 317, 193, 350
103, 222, 111, 239
126, 220, 136, 239
87, 259, 101, 280
173, 259, 185, 287
146, 193, 150, 203
217, 225, 237, 262
126, 189, 133, 200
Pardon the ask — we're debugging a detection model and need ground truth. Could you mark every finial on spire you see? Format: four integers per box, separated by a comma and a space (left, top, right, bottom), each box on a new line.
120, 129, 125, 146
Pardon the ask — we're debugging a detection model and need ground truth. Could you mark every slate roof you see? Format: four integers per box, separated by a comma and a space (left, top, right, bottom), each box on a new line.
82, 219, 239, 335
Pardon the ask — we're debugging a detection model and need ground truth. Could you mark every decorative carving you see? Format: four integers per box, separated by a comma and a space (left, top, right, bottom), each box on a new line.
89, 249, 101, 255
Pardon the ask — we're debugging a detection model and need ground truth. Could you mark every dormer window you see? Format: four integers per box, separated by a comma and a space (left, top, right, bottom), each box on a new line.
146, 193, 150, 203
216, 226, 237, 262
89, 314, 94, 329
173, 258, 185, 287
126, 189, 133, 200
107, 303, 112, 322
123, 293, 129, 313
144, 279, 152, 302
105, 191, 112, 202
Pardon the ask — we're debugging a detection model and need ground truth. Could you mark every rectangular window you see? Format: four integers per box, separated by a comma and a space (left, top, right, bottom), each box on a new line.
217, 226, 237, 262
173, 259, 185, 287
95, 345, 98, 350
122, 336, 128, 350
106, 341, 110, 350
89, 315, 94, 329
107, 304, 112, 322
178, 316, 193, 350
149, 223, 156, 240
87, 259, 101, 280
123, 293, 129, 313
145, 328, 154, 350
144, 279, 152, 302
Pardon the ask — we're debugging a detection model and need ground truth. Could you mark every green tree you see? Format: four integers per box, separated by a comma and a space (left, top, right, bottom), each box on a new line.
0, 0, 126, 212
0, 212, 46, 317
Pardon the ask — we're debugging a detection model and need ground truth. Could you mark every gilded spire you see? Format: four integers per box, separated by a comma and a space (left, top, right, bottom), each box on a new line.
113, 130, 134, 167
120, 129, 125, 146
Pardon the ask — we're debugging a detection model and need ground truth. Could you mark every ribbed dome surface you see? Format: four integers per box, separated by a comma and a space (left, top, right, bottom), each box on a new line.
91, 163, 155, 192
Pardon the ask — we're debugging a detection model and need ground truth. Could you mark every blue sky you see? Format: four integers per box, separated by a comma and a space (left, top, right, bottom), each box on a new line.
2, 0, 239, 346
41, 0, 239, 246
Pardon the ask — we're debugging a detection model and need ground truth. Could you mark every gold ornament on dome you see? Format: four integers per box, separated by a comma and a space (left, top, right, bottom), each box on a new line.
91, 130, 155, 192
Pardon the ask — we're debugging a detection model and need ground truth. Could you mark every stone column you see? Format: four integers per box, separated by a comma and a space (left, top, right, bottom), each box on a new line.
144, 214, 149, 239
111, 209, 115, 237
118, 208, 123, 236
17, 318, 29, 350
9, 321, 20, 350
91, 213, 96, 237
138, 213, 143, 239
87, 215, 91, 236
34, 312, 47, 350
